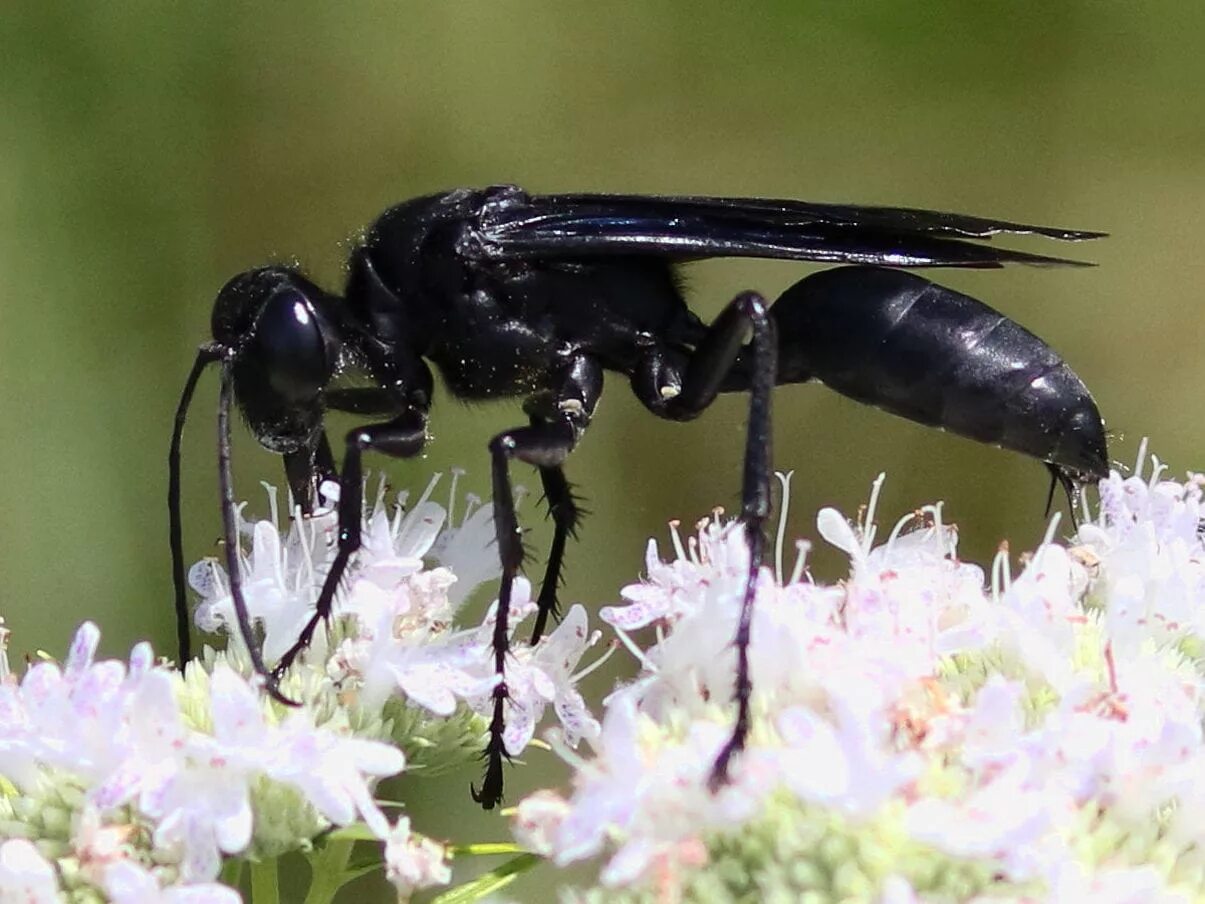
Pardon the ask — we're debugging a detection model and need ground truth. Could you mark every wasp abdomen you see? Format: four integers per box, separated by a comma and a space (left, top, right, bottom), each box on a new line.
771, 266, 1107, 479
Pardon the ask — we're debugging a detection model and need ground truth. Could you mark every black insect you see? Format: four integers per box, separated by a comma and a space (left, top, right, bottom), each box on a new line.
169, 185, 1107, 809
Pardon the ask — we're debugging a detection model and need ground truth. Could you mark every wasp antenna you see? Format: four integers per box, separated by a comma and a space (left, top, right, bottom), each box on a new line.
217, 362, 298, 706
169, 342, 223, 669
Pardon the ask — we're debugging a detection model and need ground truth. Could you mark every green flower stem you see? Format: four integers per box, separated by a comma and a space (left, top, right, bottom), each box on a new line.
431, 853, 542, 904
219, 858, 245, 891
249, 858, 280, 904
304, 838, 356, 904
447, 842, 525, 857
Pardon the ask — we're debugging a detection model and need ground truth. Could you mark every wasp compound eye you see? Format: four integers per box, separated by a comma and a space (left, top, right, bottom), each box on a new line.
252, 288, 336, 402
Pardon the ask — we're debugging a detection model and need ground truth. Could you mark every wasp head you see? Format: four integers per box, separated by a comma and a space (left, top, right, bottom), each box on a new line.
211, 266, 343, 453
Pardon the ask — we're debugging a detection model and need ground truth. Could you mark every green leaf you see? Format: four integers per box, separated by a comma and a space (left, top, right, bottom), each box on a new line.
430, 853, 541, 904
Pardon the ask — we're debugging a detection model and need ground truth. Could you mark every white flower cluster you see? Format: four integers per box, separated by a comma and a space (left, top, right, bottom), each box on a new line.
188, 473, 601, 760
0, 622, 399, 901
514, 448, 1205, 903
0, 471, 604, 901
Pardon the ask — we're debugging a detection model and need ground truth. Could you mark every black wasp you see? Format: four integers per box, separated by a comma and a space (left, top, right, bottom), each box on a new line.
169, 185, 1107, 809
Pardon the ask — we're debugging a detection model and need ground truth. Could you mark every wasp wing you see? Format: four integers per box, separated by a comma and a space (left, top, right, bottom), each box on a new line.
468, 192, 1103, 268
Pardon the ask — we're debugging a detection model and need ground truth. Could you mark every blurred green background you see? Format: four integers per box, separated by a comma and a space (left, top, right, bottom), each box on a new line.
2, 2, 1202, 899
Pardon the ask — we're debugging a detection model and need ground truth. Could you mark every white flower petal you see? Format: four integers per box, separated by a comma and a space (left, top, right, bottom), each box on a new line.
0, 839, 60, 903
816, 506, 861, 559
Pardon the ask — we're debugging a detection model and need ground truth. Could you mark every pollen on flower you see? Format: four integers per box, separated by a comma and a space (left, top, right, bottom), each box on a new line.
514, 448, 1205, 903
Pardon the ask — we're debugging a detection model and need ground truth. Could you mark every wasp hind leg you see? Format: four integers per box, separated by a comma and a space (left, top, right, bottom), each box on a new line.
631, 291, 777, 790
